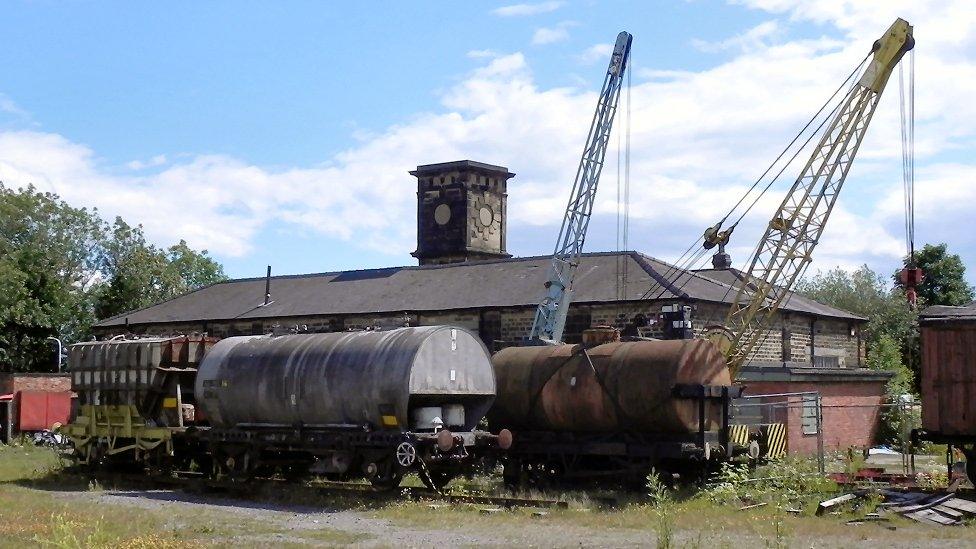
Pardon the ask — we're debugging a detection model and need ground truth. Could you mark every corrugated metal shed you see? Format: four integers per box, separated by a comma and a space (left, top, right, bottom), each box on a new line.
94, 251, 864, 328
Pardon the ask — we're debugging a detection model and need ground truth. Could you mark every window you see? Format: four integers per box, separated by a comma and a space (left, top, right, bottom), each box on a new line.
801, 394, 820, 435
813, 355, 840, 368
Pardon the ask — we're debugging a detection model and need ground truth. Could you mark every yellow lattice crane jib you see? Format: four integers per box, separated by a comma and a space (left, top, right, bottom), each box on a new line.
708, 18, 914, 377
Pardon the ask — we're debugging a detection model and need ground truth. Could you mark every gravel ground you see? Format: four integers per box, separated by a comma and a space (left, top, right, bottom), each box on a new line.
49, 487, 670, 547
47, 486, 976, 548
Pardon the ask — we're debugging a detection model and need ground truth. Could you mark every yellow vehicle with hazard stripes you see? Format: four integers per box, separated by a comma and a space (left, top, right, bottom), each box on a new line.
60, 335, 215, 468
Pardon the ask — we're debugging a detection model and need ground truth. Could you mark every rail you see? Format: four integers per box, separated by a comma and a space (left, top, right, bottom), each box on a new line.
71, 469, 572, 510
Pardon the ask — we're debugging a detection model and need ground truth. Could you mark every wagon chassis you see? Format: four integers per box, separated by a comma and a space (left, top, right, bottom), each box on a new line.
501, 383, 744, 486
911, 429, 976, 485
203, 422, 487, 490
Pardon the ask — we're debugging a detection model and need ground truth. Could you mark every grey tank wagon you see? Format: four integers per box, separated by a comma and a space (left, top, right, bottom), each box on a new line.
195, 326, 510, 489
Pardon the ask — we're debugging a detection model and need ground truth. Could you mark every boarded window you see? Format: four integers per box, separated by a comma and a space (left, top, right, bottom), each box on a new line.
802, 394, 820, 435
812, 355, 840, 368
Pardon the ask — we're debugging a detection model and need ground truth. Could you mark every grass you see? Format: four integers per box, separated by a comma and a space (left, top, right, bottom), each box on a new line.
0, 444, 370, 548
372, 457, 976, 547
1, 444, 974, 548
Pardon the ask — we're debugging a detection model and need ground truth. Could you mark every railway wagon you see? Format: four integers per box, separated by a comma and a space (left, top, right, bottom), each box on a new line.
490, 329, 750, 486
61, 326, 510, 490
197, 326, 505, 488
62, 334, 217, 466
912, 303, 976, 484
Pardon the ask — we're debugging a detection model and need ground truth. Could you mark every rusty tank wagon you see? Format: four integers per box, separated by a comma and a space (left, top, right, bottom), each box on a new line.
490, 330, 746, 486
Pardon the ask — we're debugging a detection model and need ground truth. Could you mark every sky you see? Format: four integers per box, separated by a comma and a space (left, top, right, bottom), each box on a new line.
1, 0, 975, 286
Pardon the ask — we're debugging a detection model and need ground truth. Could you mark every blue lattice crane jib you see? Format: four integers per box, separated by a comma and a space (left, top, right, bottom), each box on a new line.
529, 31, 633, 344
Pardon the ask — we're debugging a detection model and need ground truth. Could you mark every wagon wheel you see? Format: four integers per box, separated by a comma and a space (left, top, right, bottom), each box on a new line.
368, 470, 404, 490
367, 460, 403, 491
218, 447, 257, 481
963, 446, 976, 486
420, 469, 455, 491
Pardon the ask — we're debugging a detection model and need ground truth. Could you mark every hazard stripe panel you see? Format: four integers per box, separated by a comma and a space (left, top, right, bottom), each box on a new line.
762, 423, 787, 459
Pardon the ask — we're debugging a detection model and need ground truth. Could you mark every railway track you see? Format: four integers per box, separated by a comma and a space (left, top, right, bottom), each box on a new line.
73, 469, 572, 510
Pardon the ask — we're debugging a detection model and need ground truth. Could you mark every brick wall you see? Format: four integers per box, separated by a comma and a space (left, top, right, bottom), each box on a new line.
744, 380, 887, 454
0, 373, 71, 394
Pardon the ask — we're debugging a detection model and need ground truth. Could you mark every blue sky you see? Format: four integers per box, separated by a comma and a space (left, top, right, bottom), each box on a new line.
2, 1, 975, 285
1, 2, 774, 165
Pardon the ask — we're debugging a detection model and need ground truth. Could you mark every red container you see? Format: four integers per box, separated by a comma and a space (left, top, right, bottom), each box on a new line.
920, 322, 976, 436
17, 391, 72, 431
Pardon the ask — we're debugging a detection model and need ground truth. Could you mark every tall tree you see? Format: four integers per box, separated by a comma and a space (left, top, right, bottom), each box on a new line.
0, 184, 104, 372
166, 239, 227, 294
95, 220, 227, 320
0, 184, 228, 372
896, 243, 975, 306
95, 218, 177, 320
796, 265, 916, 347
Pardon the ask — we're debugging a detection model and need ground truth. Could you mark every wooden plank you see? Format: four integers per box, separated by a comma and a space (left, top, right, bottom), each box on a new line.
817, 493, 858, 516
903, 510, 942, 525
906, 508, 958, 526
933, 505, 964, 520
942, 498, 976, 514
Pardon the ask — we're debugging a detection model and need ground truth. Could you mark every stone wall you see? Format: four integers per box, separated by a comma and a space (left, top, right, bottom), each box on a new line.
93, 299, 863, 368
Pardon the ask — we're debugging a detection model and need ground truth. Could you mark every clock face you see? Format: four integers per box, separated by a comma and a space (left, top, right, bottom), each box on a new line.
434, 203, 452, 225
478, 206, 494, 227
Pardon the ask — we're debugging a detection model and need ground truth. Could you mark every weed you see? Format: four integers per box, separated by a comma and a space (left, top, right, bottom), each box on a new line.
647, 469, 675, 549
703, 457, 836, 508
32, 513, 115, 548
915, 470, 948, 489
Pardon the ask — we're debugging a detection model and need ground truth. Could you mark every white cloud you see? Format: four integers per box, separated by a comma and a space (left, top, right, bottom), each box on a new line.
0, 93, 31, 121
531, 21, 576, 45
692, 20, 782, 53
467, 49, 498, 59
492, 1, 563, 17
125, 154, 168, 170
2, 1, 975, 284
577, 43, 613, 64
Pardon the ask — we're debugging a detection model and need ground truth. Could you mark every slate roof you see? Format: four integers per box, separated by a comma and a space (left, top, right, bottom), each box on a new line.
692, 268, 867, 321
94, 251, 865, 328
919, 301, 976, 323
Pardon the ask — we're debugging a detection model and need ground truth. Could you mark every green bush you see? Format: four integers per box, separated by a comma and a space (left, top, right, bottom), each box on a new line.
868, 335, 919, 449
703, 458, 835, 507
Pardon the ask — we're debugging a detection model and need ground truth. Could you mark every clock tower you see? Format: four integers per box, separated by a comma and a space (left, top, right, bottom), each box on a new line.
411, 160, 515, 265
